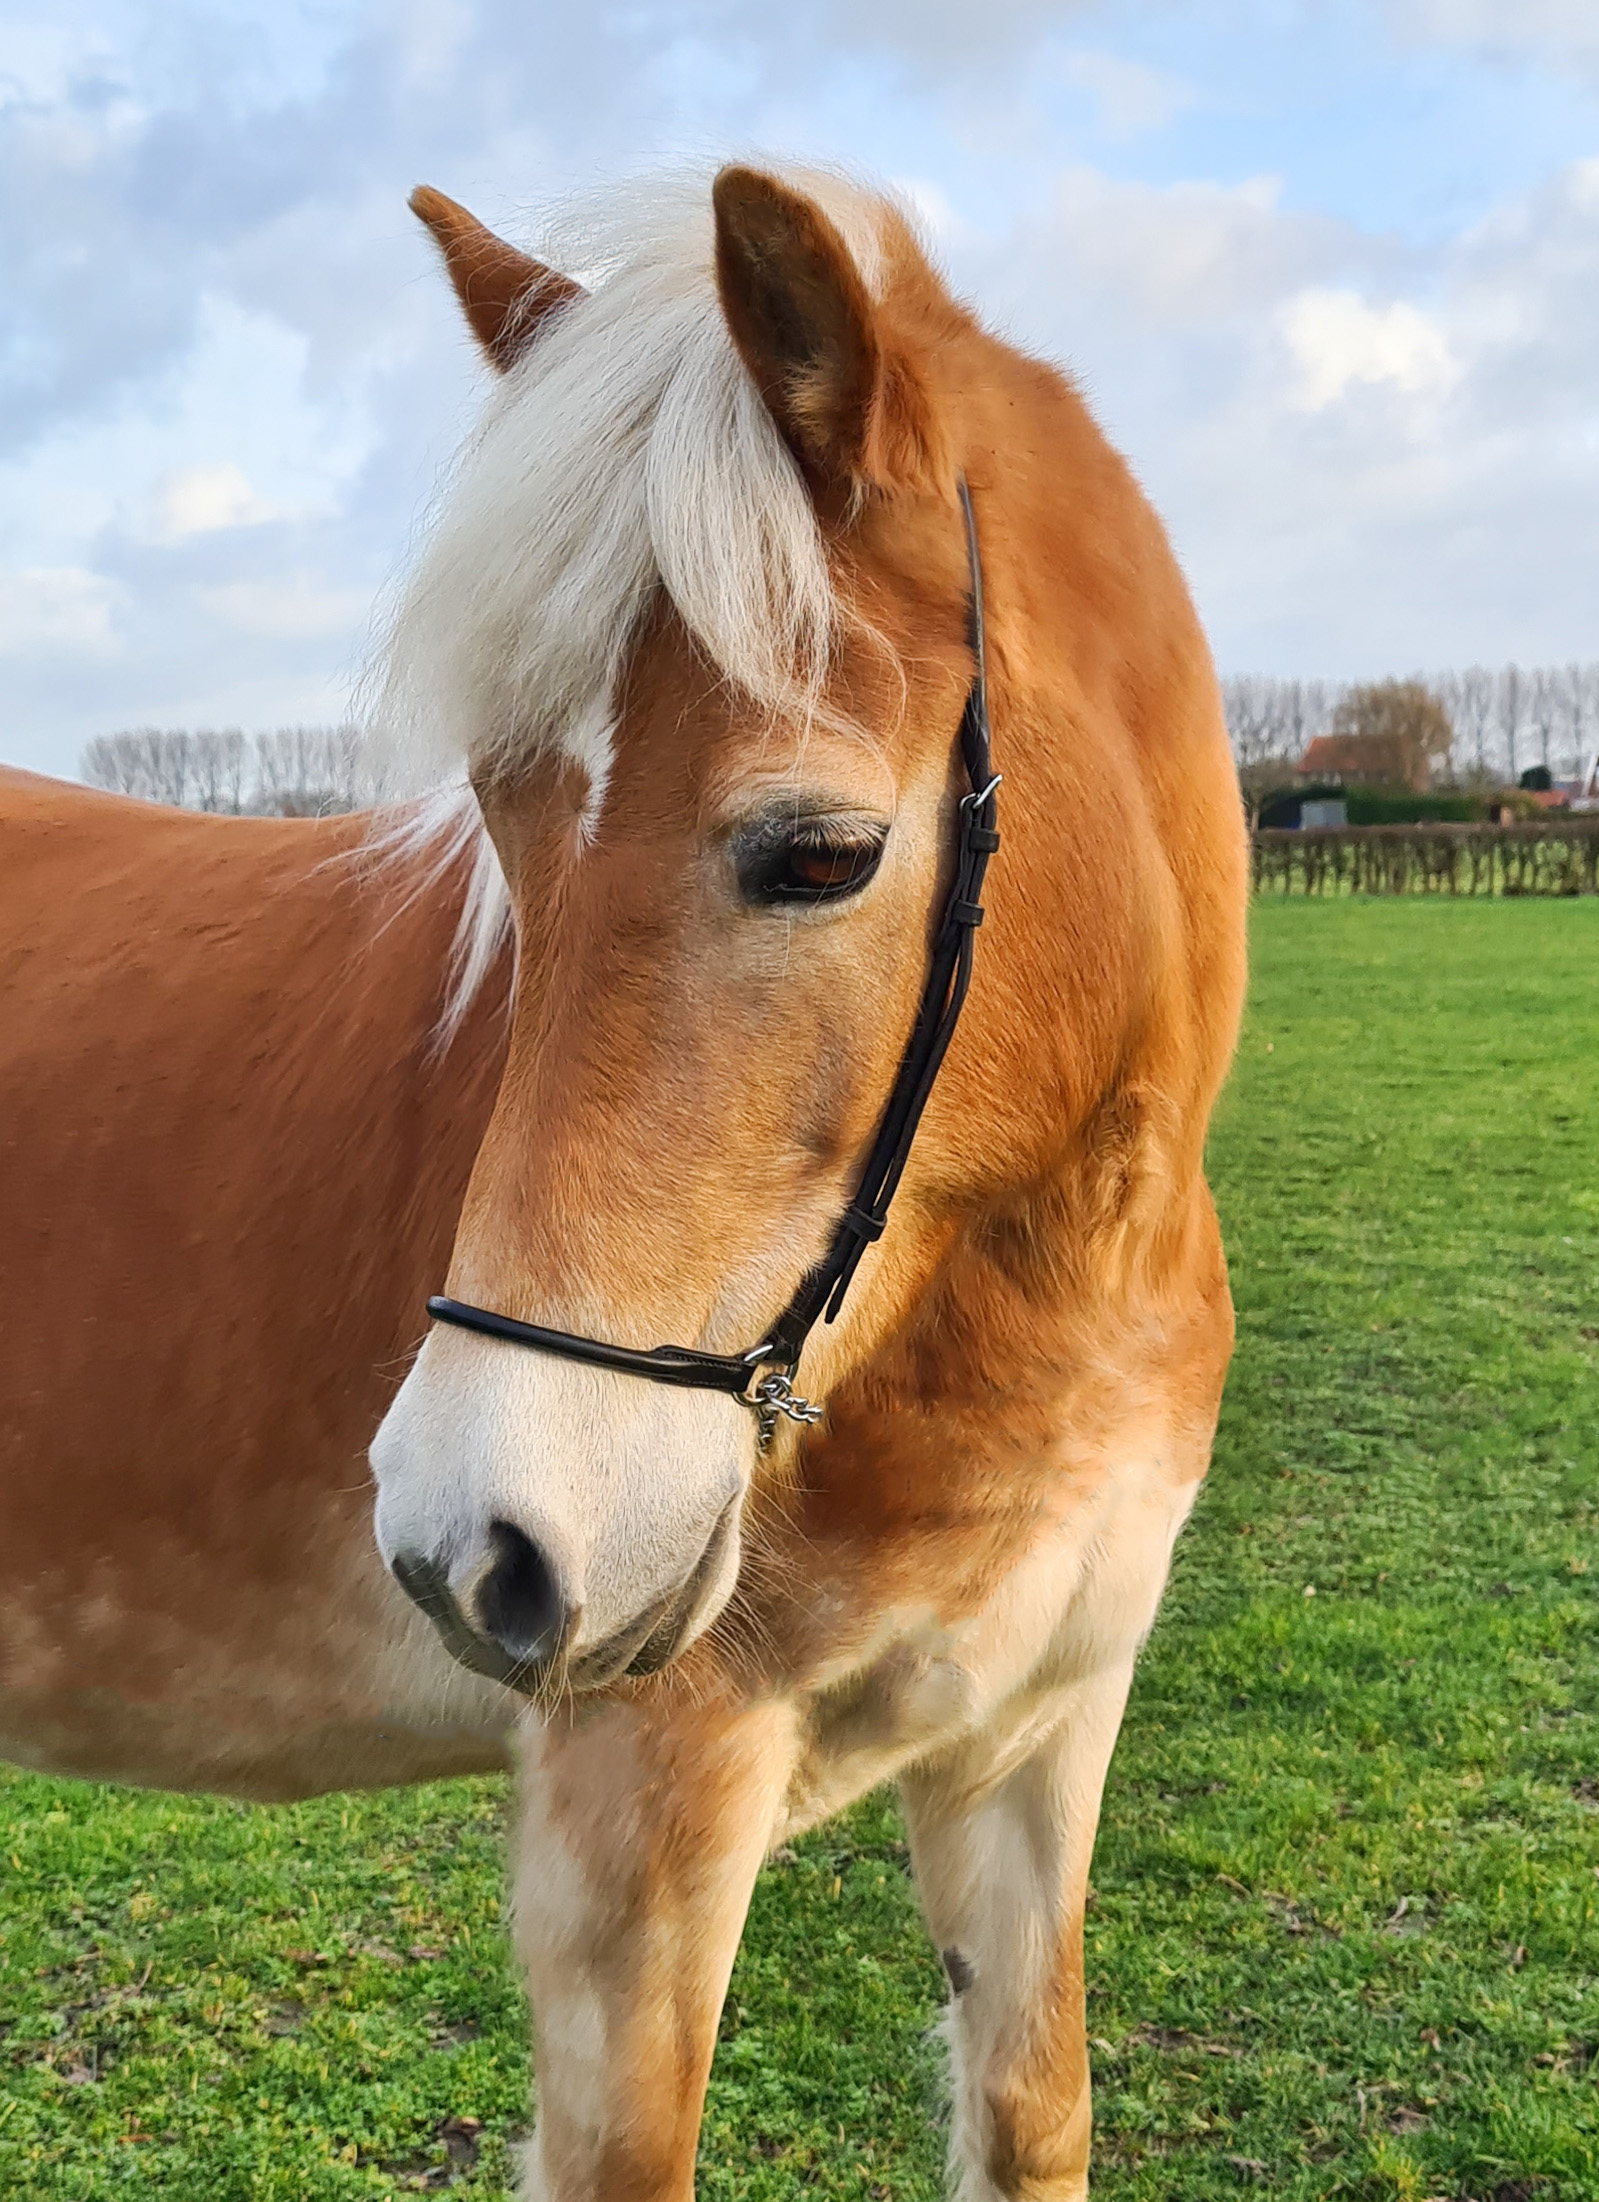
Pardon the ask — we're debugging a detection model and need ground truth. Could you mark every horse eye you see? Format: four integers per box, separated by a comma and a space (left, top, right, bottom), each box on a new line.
741, 830, 885, 906
785, 843, 876, 893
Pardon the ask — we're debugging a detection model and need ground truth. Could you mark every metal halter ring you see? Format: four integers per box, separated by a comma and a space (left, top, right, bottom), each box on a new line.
744, 1368, 826, 1447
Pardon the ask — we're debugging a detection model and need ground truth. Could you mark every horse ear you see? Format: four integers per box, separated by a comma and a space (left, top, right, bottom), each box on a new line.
712, 166, 890, 489
410, 186, 583, 372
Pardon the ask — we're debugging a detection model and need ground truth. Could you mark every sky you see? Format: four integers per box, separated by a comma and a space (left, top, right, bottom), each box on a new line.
4, 0, 1599, 779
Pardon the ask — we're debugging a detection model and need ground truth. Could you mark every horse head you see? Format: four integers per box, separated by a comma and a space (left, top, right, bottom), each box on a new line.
367, 164, 1238, 1699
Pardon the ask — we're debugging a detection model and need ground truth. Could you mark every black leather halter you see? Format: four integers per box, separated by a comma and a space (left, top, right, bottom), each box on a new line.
426, 477, 1000, 1444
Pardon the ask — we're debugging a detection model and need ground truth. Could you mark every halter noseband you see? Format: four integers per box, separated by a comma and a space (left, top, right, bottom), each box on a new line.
426, 477, 1000, 1445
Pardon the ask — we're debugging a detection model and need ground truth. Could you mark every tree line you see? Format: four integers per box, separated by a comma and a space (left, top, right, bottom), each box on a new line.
78, 665, 1599, 814
1220, 663, 1599, 784
80, 728, 364, 816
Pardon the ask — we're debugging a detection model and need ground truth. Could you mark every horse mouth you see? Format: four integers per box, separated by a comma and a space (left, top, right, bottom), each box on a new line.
568, 1499, 739, 1688
392, 1499, 737, 1697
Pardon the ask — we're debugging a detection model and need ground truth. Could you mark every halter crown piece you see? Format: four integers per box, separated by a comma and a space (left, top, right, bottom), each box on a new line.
426, 477, 1001, 1446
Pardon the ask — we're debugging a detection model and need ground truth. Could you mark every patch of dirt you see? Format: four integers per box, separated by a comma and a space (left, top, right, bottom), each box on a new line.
1386, 2104, 1429, 2135
1122, 2023, 1237, 2058
377, 2115, 485, 2193
438, 2117, 482, 2171
428, 2018, 483, 2049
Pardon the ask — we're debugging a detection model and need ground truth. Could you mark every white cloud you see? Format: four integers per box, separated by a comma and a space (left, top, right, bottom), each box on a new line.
0, 292, 373, 579
1053, 48, 1197, 139
1393, 0, 1599, 73
719, 0, 1095, 63
969, 144, 1599, 675
1280, 289, 1460, 411
389, 0, 478, 88
5, 0, 1599, 778
1001, 165, 1326, 331
139, 462, 286, 543
0, 567, 120, 659
888, 174, 977, 251
0, 18, 122, 110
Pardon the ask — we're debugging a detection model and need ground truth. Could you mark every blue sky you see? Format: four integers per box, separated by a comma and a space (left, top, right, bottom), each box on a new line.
4, 0, 1599, 777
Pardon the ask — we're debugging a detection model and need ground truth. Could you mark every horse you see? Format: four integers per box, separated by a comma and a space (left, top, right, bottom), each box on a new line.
0, 164, 1247, 2198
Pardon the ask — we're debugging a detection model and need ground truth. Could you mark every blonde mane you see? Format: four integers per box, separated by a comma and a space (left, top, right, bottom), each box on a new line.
363, 165, 895, 1020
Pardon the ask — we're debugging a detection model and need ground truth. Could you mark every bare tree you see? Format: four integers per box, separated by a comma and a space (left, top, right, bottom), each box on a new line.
189, 731, 249, 813
82, 729, 198, 807
1560, 663, 1590, 783
82, 726, 365, 815
1279, 678, 1332, 758
1444, 668, 1496, 784
1220, 676, 1337, 771
1220, 676, 1278, 768
1527, 668, 1559, 780
252, 726, 362, 815
1497, 664, 1524, 785
81, 732, 149, 799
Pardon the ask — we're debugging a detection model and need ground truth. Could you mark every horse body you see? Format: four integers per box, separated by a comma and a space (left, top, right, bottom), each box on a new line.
2, 163, 1248, 2200
0, 768, 515, 1797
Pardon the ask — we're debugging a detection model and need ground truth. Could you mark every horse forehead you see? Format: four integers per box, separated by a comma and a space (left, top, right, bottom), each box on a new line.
596, 681, 894, 835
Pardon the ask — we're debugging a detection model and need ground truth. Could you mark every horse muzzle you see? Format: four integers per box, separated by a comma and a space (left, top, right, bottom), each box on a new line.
390, 1499, 740, 1694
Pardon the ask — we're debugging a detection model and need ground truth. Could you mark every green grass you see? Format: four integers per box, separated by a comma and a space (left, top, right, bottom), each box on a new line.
2, 898, 1596, 2200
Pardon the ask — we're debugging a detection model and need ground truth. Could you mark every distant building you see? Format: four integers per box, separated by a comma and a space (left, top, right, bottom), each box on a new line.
1256, 787, 1348, 829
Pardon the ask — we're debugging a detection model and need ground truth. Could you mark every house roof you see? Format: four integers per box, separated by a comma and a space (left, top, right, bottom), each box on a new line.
1299, 734, 1373, 776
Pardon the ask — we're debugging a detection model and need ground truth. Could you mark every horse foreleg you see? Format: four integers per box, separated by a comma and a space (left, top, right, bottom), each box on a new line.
900, 1658, 1139, 2202
510, 1695, 797, 2202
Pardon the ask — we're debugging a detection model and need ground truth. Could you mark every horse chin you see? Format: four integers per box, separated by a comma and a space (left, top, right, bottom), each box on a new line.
590, 1494, 741, 1684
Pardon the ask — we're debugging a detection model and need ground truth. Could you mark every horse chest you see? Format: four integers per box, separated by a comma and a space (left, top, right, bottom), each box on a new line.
778, 1528, 1095, 1833
778, 1439, 1198, 1837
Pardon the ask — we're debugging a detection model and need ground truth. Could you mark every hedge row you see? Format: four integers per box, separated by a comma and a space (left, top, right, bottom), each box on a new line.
1251, 819, 1599, 896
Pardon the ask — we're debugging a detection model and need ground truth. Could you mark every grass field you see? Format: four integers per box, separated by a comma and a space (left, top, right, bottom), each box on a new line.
1, 898, 1595, 2201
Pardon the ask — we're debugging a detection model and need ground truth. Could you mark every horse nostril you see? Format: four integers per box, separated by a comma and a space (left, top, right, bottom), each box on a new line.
474, 1520, 565, 1671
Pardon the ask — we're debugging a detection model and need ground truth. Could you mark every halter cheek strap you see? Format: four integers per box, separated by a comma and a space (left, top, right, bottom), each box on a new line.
426, 476, 1000, 1445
